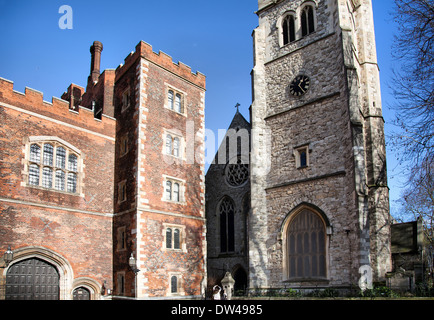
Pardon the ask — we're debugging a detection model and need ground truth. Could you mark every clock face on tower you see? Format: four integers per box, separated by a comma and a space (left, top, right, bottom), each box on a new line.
289, 75, 310, 96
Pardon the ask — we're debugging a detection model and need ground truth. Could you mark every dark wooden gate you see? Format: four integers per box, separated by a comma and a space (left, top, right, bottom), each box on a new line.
5, 258, 60, 300
73, 287, 90, 300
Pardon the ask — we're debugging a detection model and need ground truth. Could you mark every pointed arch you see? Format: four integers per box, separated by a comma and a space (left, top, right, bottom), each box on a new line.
72, 277, 102, 300
218, 196, 235, 253
280, 203, 331, 281
1, 246, 74, 300
300, 2, 317, 37
277, 10, 297, 47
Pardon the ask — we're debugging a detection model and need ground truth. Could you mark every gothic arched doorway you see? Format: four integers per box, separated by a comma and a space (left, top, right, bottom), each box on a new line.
233, 267, 248, 296
73, 287, 91, 300
6, 258, 59, 300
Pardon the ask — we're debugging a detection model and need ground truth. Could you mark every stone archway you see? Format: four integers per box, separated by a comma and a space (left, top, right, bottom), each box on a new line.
1, 246, 74, 300
6, 258, 59, 300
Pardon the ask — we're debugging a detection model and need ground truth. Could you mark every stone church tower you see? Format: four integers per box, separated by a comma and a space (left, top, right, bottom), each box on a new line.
249, 0, 391, 291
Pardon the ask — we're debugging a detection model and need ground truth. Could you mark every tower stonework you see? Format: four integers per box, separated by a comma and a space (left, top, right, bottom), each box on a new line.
250, 0, 391, 291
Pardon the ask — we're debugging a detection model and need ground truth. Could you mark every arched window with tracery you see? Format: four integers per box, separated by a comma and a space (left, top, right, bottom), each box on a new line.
282, 14, 296, 45
219, 197, 235, 253
286, 208, 326, 280
301, 5, 315, 37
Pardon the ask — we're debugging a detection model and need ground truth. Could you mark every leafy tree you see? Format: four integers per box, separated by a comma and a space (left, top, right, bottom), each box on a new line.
390, 0, 434, 284
389, 0, 433, 171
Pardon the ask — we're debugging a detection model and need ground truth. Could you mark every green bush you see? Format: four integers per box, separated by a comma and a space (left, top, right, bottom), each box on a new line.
359, 286, 400, 298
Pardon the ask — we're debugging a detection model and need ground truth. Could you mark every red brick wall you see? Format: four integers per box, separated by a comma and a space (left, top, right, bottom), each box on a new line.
0, 77, 116, 291
112, 42, 206, 298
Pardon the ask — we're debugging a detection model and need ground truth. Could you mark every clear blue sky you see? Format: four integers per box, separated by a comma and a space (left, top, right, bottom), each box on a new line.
0, 0, 404, 216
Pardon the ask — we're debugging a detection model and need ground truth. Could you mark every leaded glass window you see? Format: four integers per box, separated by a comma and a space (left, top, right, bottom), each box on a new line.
165, 181, 172, 201
168, 90, 174, 110
174, 229, 180, 249
43, 144, 53, 166
42, 167, 53, 188
55, 170, 65, 191
287, 209, 326, 279
27, 139, 80, 193
166, 228, 172, 249
67, 172, 77, 193
30, 144, 41, 163
175, 93, 182, 113
56, 146, 66, 169
29, 164, 40, 186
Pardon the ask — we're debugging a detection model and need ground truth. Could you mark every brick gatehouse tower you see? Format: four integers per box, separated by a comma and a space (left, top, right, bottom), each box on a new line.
0, 40, 206, 300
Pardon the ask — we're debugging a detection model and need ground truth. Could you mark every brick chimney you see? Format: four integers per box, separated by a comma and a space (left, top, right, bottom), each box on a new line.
88, 41, 103, 86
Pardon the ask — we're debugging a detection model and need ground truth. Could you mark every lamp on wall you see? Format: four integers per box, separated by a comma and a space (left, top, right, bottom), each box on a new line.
129, 252, 140, 299
4, 246, 13, 266
128, 253, 140, 274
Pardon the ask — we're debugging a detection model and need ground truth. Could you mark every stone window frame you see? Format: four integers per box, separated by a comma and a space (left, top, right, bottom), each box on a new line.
162, 223, 187, 253
300, 2, 317, 38
224, 155, 250, 188
23, 136, 83, 195
121, 87, 131, 113
277, 2, 317, 47
218, 196, 236, 254
163, 129, 185, 160
116, 226, 127, 252
118, 180, 127, 204
278, 11, 297, 46
279, 203, 333, 283
162, 175, 186, 204
119, 134, 129, 157
293, 144, 312, 169
164, 83, 187, 116
168, 272, 184, 296
116, 272, 126, 295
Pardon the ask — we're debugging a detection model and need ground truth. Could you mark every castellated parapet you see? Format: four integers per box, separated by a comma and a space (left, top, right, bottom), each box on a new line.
0, 77, 116, 138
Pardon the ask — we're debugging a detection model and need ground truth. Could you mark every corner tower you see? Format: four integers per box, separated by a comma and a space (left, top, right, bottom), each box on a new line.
250, 0, 391, 291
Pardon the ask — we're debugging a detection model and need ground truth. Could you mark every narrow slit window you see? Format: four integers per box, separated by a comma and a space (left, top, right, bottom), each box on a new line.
300, 150, 307, 167
171, 276, 178, 293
